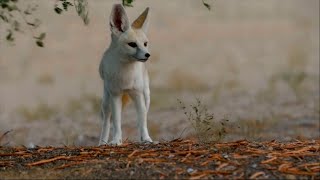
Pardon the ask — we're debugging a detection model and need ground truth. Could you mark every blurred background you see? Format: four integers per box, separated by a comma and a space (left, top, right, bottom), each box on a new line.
0, 0, 319, 146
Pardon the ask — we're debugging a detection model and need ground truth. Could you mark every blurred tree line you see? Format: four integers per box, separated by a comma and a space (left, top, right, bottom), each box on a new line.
0, 0, 211, 47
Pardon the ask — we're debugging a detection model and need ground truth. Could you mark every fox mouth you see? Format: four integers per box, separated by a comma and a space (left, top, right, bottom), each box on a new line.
131, 56, 148, 62
130, 55, 149, 62
136, 58, 148, 62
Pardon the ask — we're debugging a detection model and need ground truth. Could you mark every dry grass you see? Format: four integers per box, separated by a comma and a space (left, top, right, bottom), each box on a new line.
178, 98, 229, 143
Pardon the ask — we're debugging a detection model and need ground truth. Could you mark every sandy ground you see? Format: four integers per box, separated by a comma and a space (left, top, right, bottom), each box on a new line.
0, 0, 319, 146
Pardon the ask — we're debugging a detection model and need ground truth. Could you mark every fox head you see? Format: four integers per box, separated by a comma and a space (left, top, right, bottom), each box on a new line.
109, 4, 150, 62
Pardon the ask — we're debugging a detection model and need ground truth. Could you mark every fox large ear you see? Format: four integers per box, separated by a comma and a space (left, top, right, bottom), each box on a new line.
110, 4, 130, 36
132, 7, 150, 33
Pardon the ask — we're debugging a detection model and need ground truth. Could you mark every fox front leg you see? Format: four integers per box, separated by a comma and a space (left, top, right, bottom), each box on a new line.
130, 91, 152, 143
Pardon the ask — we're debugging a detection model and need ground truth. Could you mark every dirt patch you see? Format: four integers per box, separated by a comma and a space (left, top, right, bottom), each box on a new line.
0, 139, 319, 179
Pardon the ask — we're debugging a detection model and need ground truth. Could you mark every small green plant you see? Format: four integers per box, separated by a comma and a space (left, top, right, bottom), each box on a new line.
178, 98, 228, 143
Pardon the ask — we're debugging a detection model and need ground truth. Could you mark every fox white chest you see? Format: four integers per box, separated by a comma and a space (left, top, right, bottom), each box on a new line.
103, 61, 145, 94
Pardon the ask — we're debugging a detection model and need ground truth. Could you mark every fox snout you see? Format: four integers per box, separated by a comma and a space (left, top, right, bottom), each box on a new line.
139, 53, 150, 62
134, 49, 150, 62
136, 54, 150, 62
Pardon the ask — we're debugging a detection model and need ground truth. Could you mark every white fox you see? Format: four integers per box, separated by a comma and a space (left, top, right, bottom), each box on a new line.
98, 4, 152, 145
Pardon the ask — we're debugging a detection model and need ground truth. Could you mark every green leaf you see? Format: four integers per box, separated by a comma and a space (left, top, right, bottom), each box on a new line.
54, 7, 62, 14
62, 1, 72, 11
62, 2, 68, 10
24, 9, 31, 15
66, 2, 73, 6
1, 3, 8, 9
0, 14, 9, 22
36, 40, 44, 47
123, 0, 134, 7
7, 4, 18, 11
6, 30, 14, 41
202, 0, 211, 10
13, 20, 20, 31
38, 32, 46, 40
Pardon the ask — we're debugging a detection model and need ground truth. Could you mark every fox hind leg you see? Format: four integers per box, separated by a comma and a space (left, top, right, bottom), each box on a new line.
109, 94, 123, 145
99, 92, 111, 145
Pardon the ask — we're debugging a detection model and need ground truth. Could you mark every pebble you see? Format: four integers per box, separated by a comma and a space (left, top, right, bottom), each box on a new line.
285, 174, 296, 180
268, 146, 273, 151
27, 142, 35, 149
251, 164, 257, 168
152, 141, 160, 145
187, 168, 194, 174
130, 171, 135, 176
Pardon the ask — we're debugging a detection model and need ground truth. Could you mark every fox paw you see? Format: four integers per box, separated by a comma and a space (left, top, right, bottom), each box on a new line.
141, 136, 153, 143
109, 139, 122, 146
98, 141, 108, 146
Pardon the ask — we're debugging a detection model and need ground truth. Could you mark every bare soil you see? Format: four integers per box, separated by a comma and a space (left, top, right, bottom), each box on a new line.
0, 139, 319, 179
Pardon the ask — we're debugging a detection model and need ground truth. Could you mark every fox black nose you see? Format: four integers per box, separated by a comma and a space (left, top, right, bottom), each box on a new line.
145, 53, 150, 58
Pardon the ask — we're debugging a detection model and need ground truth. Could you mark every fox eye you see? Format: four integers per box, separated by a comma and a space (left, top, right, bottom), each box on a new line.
128, 42, 137, 48
144, 42, 148, 47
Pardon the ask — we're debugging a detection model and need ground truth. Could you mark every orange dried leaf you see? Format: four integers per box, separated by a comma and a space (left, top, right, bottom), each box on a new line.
249, 171, 265, 179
